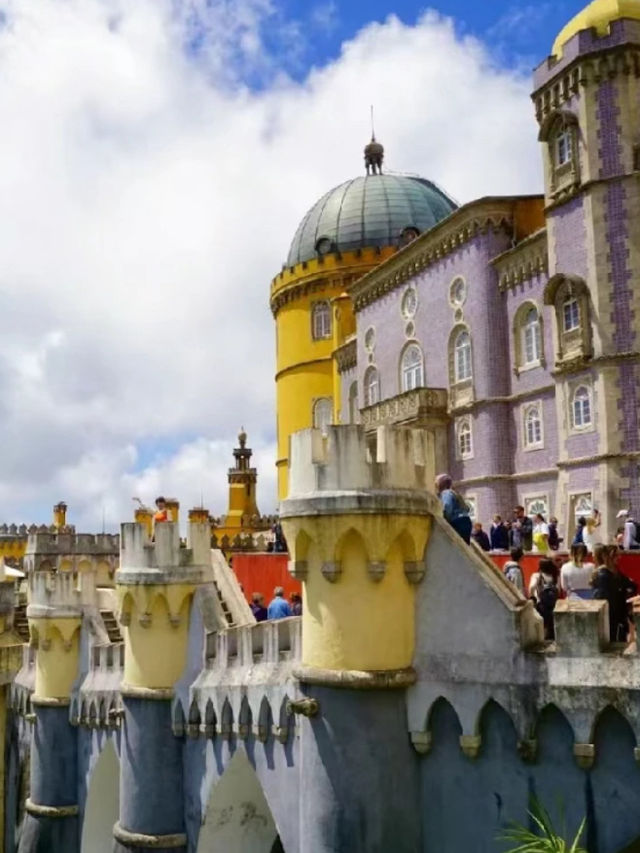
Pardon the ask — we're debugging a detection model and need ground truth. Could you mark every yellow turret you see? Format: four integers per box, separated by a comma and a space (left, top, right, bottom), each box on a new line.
552, 0, 640, 56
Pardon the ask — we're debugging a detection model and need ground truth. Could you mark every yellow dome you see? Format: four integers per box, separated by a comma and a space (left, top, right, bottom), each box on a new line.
552, 0, 640, 56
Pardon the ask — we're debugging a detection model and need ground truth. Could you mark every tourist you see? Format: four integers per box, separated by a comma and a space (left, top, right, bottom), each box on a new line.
502, 547, 524, 593
272, 520, 288, 553
532, 513, 550, 554
267, 586, 292, 620
548, 517, 560, 551
471, 522, 491, 552
572, 516, 587, 546
434, 474, 472, 544
153, 496, 169, 524
560, 543, 594, 600
490, 515, 509, 551
592, 544, 637, 642
290, 592, 302, 616
618, 510, 640, 550
529, 558, 559, 640
250, 592, 268, 622
582, 510, 601, 552
511, 506, 533, 552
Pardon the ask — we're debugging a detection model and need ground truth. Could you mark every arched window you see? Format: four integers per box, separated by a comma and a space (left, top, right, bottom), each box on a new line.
348, 382, 359, 424
364, 367, 380, 406
312, 398, 332, 434
454, 331, 472, 382
572, 386, 592, 429
456, 418, 473, 460
524, 405, 543, 448
563, 298, 580, 332
401, 344, 424, 392
523, 308, 542, 365
555, 128, 573, 166
312, 301, 331, 340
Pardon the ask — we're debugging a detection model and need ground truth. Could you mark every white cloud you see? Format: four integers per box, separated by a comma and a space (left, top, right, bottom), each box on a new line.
0, 1, 543, 530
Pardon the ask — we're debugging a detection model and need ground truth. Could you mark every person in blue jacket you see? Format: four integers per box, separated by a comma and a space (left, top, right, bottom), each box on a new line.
435, 473, 472, 545
267, 586, 292, 620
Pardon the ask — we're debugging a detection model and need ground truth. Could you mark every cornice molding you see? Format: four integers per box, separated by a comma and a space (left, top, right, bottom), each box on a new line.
335, 338, 357, 373
349, 197, 542, 313
493, 230, 549, 291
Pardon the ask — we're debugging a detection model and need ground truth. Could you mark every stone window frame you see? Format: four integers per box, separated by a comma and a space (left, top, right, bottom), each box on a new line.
465, 494, 477, 521
523, 494, 549, 519
401, 286, 418, 320
543, 274, 593, 367
400, 341, 425, 393
513, 301, 545, 375
570, 383, 593, 433
538, 110, 581, 199
455, 416, 474, 461
312, 397, 333, 434
311, 300, 332, 341
449, 275, 467, 309
348, 381, 359, 424
522, 400, 544, 452
363, 365, 380, 407
448, 323, 474, 409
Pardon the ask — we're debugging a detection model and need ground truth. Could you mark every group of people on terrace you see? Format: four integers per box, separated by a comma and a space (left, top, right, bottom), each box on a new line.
435, 474, 640, 645
250, 587, 302, 622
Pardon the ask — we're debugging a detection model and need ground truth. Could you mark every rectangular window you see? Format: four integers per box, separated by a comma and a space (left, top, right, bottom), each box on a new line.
556, 130, 572, 167
563, 299, 580, 332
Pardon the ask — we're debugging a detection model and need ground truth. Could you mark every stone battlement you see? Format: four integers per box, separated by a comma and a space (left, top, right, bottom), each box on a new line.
118, 521, 210, 581
25, 531, 119, 556
287, 425, 439, 502
27, 570, 95, 616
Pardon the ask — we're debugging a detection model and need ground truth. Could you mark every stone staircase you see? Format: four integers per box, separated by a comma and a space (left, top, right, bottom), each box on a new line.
213, 580, 235, 628
100, 609, 122, 644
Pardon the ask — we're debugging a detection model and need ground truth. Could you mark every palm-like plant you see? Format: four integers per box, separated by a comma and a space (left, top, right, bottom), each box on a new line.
499, 797, 586, 853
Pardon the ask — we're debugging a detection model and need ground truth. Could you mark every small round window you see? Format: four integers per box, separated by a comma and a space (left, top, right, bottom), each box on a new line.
400, 226, 420, 246
450, 277, 466, 307
402, 287, 418, 319
364, 327, 376, 352
315, 236, 334, 256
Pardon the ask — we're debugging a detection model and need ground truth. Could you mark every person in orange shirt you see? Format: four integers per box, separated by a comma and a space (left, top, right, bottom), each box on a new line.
154, 496, 169, 524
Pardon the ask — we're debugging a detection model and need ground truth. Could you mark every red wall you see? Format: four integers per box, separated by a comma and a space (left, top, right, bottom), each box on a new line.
231, 553, 301, 603
491, 551, 640, 594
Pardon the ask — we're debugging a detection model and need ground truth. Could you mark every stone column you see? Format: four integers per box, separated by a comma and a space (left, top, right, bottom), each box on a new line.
19, 572, 82, 853
281, 425, 434, 853
113, 520, 206, 853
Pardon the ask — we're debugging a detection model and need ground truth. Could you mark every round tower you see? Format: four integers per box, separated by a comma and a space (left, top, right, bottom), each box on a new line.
270, 142, 457, 498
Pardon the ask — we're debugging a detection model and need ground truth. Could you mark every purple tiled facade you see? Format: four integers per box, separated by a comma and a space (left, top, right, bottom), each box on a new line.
343, 19, 640, 543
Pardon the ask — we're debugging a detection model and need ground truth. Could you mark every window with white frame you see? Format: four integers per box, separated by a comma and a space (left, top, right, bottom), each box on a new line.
364, 367, 380, 406
524, 404, 543, 448
401, 344, 424, 392
312, 398, 333, 434
456, 417, 473, 460
555, 129, 573, 167
563, 298, 580, 332
572, 385, 592, 429
454, 331, 472, 382
523, 308, 542, 365
312, 301, 332, 340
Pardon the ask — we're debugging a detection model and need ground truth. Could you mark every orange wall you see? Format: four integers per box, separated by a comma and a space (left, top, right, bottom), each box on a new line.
231, 553, 301, 603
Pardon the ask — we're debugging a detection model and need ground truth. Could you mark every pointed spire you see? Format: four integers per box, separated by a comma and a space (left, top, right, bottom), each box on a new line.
364, 106, 384, 175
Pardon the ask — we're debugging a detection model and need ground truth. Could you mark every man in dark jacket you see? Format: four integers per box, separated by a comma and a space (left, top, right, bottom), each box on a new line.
512, 506, 533, 552
490, 515, 509, 551
471, 522, 491, 552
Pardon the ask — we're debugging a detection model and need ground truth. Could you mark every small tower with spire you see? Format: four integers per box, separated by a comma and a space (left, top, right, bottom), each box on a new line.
364, 106, 384, 175
216, 428, 262, 539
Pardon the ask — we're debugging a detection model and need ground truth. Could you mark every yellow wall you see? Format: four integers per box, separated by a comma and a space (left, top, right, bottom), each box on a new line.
31, 619, 81, 700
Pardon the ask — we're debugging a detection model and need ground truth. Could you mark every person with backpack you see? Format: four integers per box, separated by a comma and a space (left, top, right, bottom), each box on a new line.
592, 544, 637, 642
529, 558, 559, 641
503, 547, 524, 593
435, 473, 472, 544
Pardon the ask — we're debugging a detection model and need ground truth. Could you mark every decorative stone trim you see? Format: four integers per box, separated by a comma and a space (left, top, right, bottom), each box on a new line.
335, 338, 357, 374
404, 561, 426, 584
31, 696, 71, 708
411, 731, 432, 755
460, 735, 482, 760
557, 451, 640, 469
573, 743, 595, 770
361, 387, 448, 430
493, 229, 548, 291
25, 799, 79, 818
450, 384, 555, 414
294, 666, 416, 690
288, 560, 308, 580
113, 822, 187, 849
350, 198, 529, 312
456, 469, 558, 487
321, 562, 342, 583
272, 724, 288, 744
367, 561, 387, 582
120, 684, 174, 701
286, 698, 319, 718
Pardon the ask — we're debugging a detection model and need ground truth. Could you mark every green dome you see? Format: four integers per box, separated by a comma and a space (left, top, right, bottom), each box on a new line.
287, 173, 457, 267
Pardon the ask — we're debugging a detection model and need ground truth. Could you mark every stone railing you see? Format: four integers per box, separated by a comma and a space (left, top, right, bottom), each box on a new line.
211, 531, 276, 552
210, 550, 255, 626
205, 617, 301, 669
90, 642, 125, 672
361, 387, 449, 430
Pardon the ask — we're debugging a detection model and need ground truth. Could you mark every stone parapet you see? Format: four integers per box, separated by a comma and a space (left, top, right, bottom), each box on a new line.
205, 617, 301, 670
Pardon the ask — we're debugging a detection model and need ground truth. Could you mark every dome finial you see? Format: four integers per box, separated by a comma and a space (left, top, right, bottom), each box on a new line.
238, 426, 247, 448
364, 105, 384, 175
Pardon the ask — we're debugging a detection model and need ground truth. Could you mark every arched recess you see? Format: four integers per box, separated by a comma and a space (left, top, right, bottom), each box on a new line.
196, 749, 284, 853
81, 739, 120, 853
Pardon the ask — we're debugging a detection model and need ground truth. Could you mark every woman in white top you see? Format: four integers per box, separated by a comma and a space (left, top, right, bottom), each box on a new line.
582, 510, 601, 552
560, 543, 594, 600
532, 513, 550, 554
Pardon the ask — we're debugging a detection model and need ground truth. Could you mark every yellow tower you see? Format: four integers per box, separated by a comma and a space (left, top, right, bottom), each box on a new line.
552, 0, 640, 55
271, 139, 457, 498
214, 429, 271, 546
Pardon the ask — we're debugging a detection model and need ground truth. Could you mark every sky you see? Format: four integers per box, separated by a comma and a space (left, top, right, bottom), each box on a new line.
0, 0, 588, 531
